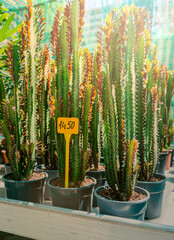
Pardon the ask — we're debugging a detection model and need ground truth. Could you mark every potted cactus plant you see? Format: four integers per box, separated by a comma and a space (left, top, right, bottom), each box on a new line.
35, 46, 59, 200
136, 46, 167, 219
81, 47, 106, 207
94, 5, 150, 220
1, 1, 48, 204
48, 0, 96, 211
158, 70, 174, 171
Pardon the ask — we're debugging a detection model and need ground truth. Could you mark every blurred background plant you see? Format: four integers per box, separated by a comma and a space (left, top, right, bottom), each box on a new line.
158, 69, 174, 151
0, 2, 21, 121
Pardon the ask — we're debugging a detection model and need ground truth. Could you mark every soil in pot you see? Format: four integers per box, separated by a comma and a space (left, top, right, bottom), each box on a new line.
51, 176, 93, 188
48, 176, 96, 211
98, 187, 146, 202
86, 164, 106, 207
35, 164, 59, 200
137, 173, 167, 219
3, 172, 47, 204
95, 185, 150, 221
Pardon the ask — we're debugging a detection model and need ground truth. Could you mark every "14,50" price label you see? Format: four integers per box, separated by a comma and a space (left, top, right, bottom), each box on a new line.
57, 117, 79, 134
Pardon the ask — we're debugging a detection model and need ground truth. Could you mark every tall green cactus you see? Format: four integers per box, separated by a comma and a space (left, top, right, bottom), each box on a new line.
158, 70, 174, 150
87, 45, 103, 170
100, 5, 140, 201
0, 1, 45, 180
50, 0, 91, 185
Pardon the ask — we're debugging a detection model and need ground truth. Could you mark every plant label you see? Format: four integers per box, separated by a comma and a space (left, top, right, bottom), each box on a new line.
57, 117, 79, 134
57, 117, 79, 188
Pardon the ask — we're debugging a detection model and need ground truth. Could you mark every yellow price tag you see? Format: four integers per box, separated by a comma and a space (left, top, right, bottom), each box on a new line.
57, 117, 79, 134
57, 117, 79, 188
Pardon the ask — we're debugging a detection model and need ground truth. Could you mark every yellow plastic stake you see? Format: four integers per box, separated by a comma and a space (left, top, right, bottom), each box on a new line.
65, 133, 71, 188
57, 117, 79, 188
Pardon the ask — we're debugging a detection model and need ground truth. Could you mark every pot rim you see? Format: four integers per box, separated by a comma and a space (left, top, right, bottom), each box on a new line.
94, 185, 150, 204
162, 149, 173, 153
2, 172, 48, 183
159, 151, 169, 156
137, 173, 167, 184
35, 164, 58, 173
48, 176, 96, 190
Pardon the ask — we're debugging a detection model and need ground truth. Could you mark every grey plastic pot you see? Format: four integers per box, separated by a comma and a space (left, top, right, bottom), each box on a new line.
86, 167, 106, 207
35, 164, 59, 200
2, 172, 48, 204
137, 173, 167, 220
157, 152, 168, 175
48, 176, 96, 212
4, 163, 12, 174
94, 186, 150, 221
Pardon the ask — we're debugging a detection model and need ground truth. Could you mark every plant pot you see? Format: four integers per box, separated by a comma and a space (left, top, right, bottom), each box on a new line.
48, 176, 96, 212
36, 156, 43, 165
156, 152, 168, 175
0, 147, 5, 164
2, 172, 48, 204
136, 173, 167, 220
170, 148, 174, 167
94, 186, 150, 221
165, 149, 172, 170
86, 167, 106, 207
4, 163, 12, 174
35, 164, 59, 200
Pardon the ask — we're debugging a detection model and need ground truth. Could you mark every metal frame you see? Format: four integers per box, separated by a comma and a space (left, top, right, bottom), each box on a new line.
0, 197, 174, 240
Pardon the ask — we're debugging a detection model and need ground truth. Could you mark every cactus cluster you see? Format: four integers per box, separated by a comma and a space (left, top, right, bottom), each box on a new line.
0, 1, 173, 194
99, 5, 144, 200
0, 1, 47, 180
49, 0, 93, 185
100, 5, 173, 186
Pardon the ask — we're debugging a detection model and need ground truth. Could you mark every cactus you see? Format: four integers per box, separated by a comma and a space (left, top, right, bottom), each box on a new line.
0, 1, 45, 180
87, 45, 103, 170
36, 44, 57, 169
100, 5, 141, 201
50, 0, 92, 185
0, 5, 21, 121
158, 70, 174, 150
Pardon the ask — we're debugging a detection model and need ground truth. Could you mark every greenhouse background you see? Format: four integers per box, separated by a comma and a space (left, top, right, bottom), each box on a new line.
1, 0, 174, 70
0, 1, 174, 239
2, 0, 174, 120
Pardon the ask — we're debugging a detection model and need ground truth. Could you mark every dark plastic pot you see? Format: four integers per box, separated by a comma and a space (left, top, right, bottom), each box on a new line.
137, 173, 167, 220
4, 163, 12, 174
94, 186, 150, 221
48, 176, 96, 212
157, 152, 168, 175
36, 164, 59, 200
3, 172, 48, 204
86, 167, 106, 207
36, 156, 43, 165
